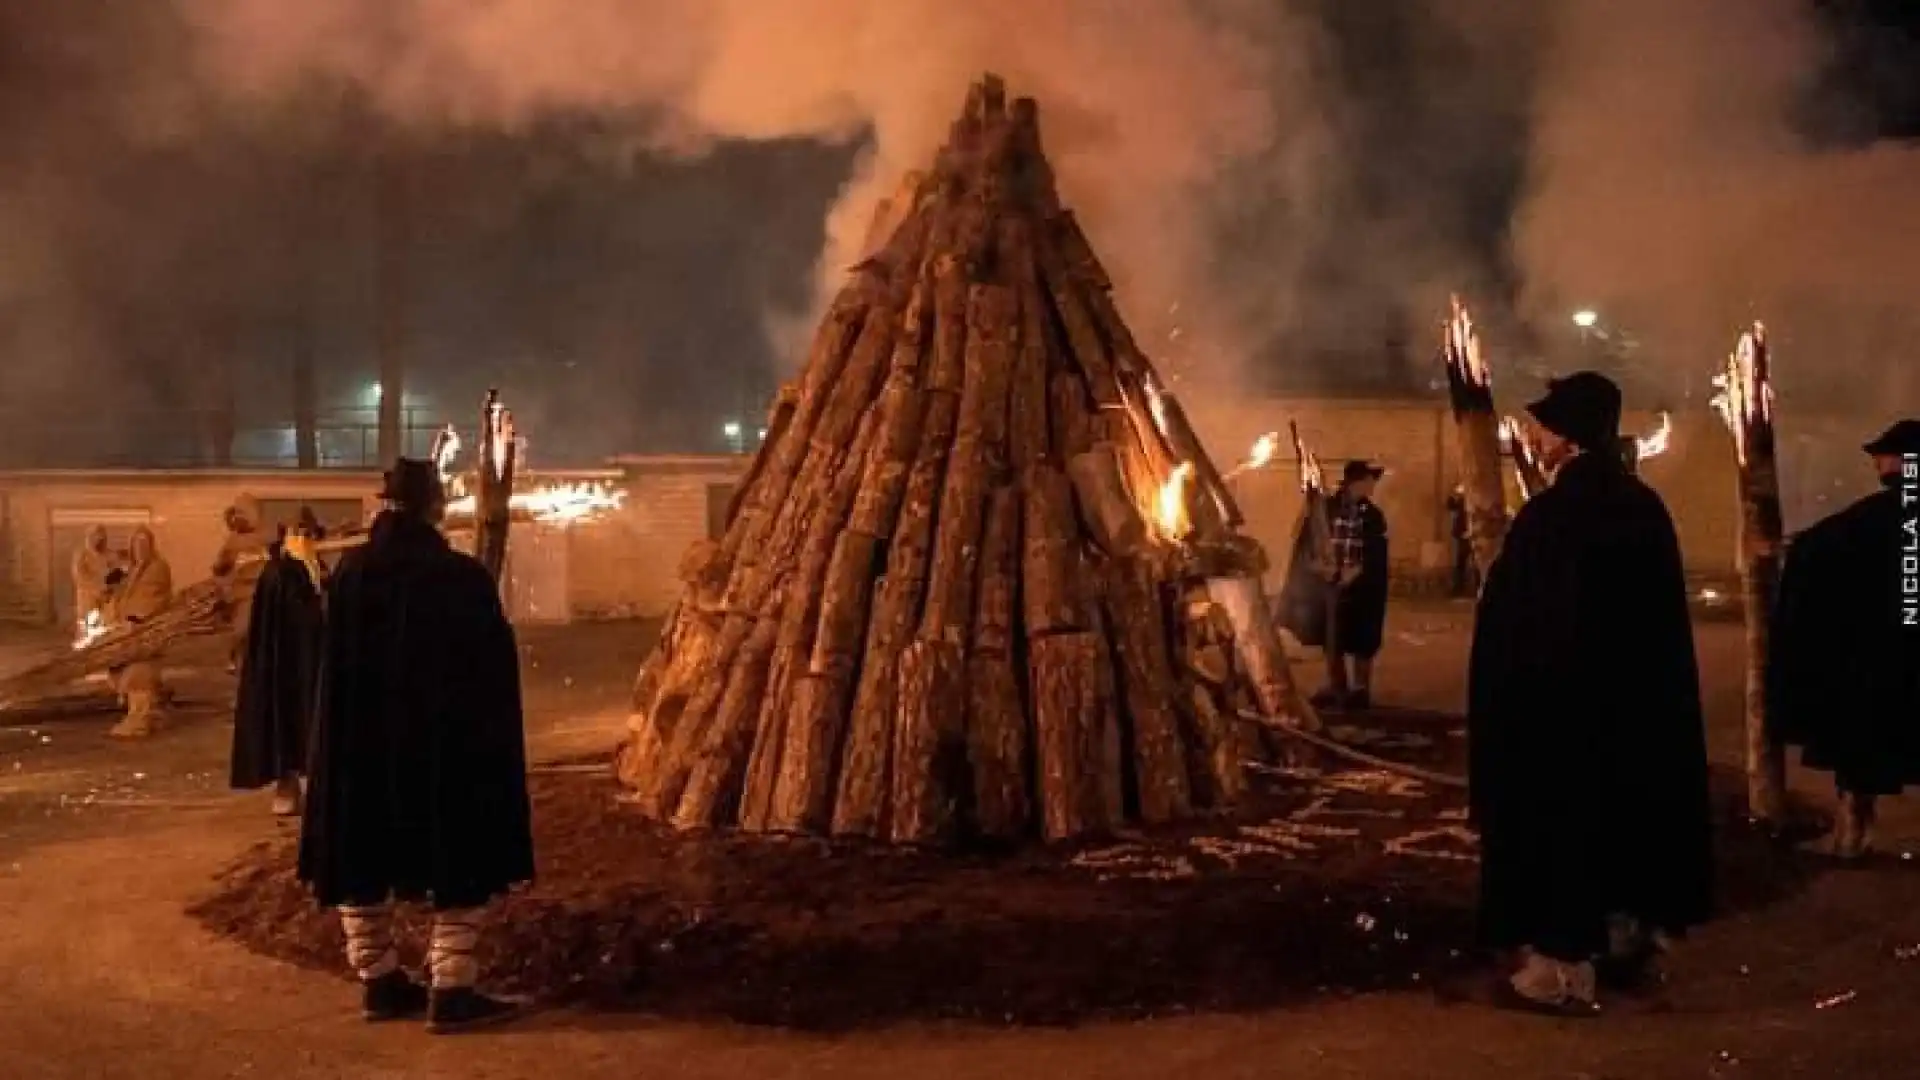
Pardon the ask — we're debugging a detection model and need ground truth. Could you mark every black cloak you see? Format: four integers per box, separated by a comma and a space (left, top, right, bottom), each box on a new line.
1277, 496, 1390, 658
297, 512, 533, 911
1467, 452, 1713, 959
1768, 485, 1920, 795
229, 549, 323, 789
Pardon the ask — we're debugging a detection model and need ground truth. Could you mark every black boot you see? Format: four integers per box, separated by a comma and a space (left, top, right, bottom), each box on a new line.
361, 970, 429, 1022
427, 987, 524, 1034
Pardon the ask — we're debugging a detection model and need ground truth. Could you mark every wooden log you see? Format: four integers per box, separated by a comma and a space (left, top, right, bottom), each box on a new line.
926, 257, 970, 393
920, 284, 1016, 646
849, 375, 928, 538
832, 392, 960, 837
636, 609, 760, 817
1036, 237, 1119, 404
890, 640, 964, 844
1086, 598, 1126, 826
1030, 632, 1107, 841
1067, 444, 1149, 557
1186, 682, 1249, 810
737, 411, 882, 829
1021, 465, 1085, 636
1729, 328, 1787, 824
1054, 210, 1112, 292
1101, 559, 1193, 823
966, 487, 1027, 839
1206, 574, 1318, 730
1050, 372, 1097, 461
1009, 234, 1053, 470
759, 532, 880, 832
724, 385, 800, 528
671, 613, 780, 828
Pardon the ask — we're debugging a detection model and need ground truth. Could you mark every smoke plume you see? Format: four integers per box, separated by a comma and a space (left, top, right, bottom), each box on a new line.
1514, 0, 1920, 412
180, 0, 1348, 387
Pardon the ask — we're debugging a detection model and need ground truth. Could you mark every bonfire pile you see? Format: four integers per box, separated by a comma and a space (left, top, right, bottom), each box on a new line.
617, 75, 1311, 847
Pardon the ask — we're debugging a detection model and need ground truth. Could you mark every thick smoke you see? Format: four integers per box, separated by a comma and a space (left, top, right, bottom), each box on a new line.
1514, 0, 1920, 414
180, 0, 1349, 388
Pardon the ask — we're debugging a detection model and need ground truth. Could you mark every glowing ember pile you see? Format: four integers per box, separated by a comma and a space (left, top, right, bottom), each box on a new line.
1711, 324, 1773, 465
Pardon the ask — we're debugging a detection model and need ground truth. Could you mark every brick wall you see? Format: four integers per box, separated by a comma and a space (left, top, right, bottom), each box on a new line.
569, 457, 745, 618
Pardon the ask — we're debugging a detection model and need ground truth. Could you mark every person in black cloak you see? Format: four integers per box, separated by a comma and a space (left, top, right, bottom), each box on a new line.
1768, 418, 1920, 859
1467, 371, 1713, 1016
1280, 460, 1391, 710
298, 458, 533, 1033
229, 521, 325, 817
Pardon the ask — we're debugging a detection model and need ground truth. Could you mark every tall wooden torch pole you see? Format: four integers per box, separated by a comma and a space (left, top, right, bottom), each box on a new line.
473, 389, 518, 585
1442, 297, 1510, 581
1716, 325, 1787, 825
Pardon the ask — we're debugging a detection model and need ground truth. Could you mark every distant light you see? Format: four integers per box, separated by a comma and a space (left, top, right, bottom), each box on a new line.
757, 428, 768, 441
722, 421, 742, 439
1572, 310, 1599, 329
368, 381, 383, 399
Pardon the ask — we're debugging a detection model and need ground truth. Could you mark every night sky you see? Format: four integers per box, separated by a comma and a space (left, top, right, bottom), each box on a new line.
0, 2, 1912, 467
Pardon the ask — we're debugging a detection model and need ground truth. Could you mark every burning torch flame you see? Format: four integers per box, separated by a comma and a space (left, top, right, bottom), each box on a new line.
430, 424, 465, 497
1224, 432, 1281, 480
1446, 295, 1489, 389
1156, 463, 1195, 539
1141, 375, 1173, 439
446, 482, 624, 526
1635, 411, 1673, 460
72, 608, 106, 650
1710, 323, 1772, 465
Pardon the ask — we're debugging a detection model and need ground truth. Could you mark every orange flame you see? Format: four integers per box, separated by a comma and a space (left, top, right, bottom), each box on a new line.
1224, 431, 1281, 480
445, 482, 624, 526
1156, 463, 1195, 539
1711, 323, 1772, 465
71, 608, 106, 650
1446, 295, 1489, 388
1636, 411, 1673, 460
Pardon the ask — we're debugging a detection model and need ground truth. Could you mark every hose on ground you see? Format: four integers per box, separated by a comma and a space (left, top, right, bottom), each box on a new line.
1235, 707, 1470, 789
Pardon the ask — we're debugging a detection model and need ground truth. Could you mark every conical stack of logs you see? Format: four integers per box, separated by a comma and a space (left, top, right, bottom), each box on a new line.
616, 74, 1311, 846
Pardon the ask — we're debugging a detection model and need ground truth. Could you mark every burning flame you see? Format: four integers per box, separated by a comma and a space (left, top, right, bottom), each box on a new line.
1446, 296, 1489, 388
1156, 463, 1195, 539
1710, 323, 1772, 465
485, 398, 516, 480
72, 608, 106, 650
1141, 376, 1172, 439
1636, 411, 1673, 460
430, 425, 467, 498
1224, 432, 1280, 480
446, 482, 625, 526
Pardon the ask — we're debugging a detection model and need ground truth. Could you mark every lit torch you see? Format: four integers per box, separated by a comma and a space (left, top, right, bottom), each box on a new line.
1636, 411, 1673, 461
1224, 432, 1281, 481
71, 608, 107, 651
1710, 321, 1787, 824
1501, 415, 1548, 499
1438, 294, 1510, 576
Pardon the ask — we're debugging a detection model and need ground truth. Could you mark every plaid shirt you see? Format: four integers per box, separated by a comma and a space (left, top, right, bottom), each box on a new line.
1330, 493, 1367, 575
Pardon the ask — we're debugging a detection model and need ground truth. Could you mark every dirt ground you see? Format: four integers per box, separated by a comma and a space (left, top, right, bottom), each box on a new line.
4, 605, 1919, 1079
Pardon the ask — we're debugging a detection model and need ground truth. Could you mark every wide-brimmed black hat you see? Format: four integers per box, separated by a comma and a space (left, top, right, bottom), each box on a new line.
1525, 371, 1622, 452
380, 457, 445, 510
1862, 419, 1920, 457
1342, 459, 1386, 483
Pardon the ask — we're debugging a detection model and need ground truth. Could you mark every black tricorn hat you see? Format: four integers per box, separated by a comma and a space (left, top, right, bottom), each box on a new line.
1526, 370, 1622, 452
1343, 459, 1386, 483
380, 457, 445, 510
1863, 419, 1920, 457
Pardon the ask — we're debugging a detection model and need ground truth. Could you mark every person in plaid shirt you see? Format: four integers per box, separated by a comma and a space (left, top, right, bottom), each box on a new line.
1311, 459, 1390, 710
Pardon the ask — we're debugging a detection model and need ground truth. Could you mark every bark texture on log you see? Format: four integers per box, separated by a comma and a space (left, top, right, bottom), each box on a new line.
1100, 560, 1192, 823
1030, 632, 1108, 841
891, 640, 964, 844
1737, 434, 1788, 824
966, 487, 1028, 839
